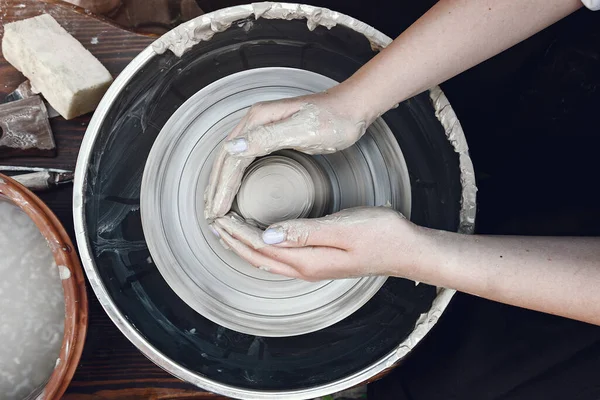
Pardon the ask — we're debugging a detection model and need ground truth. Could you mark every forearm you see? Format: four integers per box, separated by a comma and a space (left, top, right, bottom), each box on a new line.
415, 229, 600, 325
337, 0, 582, 120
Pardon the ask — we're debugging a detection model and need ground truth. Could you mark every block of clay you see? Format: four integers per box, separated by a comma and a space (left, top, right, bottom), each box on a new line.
2, 14, 113, 120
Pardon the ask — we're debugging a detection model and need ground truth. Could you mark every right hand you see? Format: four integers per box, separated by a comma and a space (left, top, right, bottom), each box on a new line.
211, 207, 429, 282
204, 86, 375, 220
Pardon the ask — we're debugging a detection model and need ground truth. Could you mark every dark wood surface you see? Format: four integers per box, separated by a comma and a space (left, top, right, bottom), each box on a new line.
0, 1, 226, 398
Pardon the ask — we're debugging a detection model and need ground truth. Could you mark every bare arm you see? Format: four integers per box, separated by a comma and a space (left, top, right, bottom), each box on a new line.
338, 0, 583, 121
418, 230, 600, 325
337, 0, 595, 323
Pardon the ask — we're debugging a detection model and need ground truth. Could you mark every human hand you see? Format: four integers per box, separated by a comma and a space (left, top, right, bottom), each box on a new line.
210, 207, 429, 282
204, 85, 375, 220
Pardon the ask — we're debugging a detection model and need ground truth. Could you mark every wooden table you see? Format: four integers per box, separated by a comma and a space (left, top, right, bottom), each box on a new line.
0, 1, 226, 398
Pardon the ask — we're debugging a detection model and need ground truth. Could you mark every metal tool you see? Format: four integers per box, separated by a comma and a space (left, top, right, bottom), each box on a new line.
0, 166, 73, 191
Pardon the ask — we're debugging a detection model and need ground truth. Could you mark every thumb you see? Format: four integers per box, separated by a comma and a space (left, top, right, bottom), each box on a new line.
262, 218, 348, 249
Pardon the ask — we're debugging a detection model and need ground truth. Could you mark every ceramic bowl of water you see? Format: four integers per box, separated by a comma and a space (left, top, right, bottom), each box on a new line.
0, 174, 87, 400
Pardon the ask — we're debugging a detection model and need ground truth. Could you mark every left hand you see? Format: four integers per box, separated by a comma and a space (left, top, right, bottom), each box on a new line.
203, 85, 375, 220
210, 207, 429, 282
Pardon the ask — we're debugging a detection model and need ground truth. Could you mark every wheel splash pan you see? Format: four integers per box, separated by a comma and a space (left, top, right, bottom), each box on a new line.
140, 67, 409, 338
73, 4, 475, 399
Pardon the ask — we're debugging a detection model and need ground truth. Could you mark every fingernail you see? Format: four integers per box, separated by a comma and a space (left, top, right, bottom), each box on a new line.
258, 266, 271, 272
263, 227, 285, 244
224, 138, 248, 154
219, 239, 230, 250
229, 212, 244, 222
209, 225, 220, 238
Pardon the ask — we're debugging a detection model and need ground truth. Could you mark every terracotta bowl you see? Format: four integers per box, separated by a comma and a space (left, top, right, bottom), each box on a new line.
0, 173, 87, 400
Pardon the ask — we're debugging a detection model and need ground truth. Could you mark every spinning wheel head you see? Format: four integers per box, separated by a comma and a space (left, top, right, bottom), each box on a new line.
74, 6, 474, 398
236, 155, 316, 227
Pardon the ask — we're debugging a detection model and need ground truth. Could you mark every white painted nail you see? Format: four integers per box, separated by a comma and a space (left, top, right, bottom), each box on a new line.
209, 225, 220, 238
224, 138, 248, 154
258, 266, 271, 272
263, 227, 285, 244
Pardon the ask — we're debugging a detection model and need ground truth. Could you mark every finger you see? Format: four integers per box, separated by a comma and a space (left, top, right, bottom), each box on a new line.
242, 99, 303, 133
205, 104, 272, 219
215, 219, 357, 281
271, 246, 348, 279
225, 109, 253, 141
216, 213, 346, 250
261, 218, 349, 249
224, 102, 322, 158
214, 214, 265, 250
213, 225, 301, 278
234, 112, 315, 157
204, 146, 228, 219
226, 100, 302, 143
207, 99, 306, 219
255, 244, 352, 282
206, 109, 254, 218
209, 154, 254, 218
215, 216, 349, 275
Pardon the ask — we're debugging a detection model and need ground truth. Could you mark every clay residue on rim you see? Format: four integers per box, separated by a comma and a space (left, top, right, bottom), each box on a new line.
151, 2, 391, 57
429, 86, 477, 235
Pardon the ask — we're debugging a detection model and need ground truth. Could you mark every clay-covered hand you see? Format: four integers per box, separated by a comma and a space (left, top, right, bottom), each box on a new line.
210, 207, 429, 282
204, 86, 375, 220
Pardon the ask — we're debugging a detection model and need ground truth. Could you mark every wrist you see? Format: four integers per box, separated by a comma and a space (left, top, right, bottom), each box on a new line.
399, 224, 457, 286
329, 79, 384, 126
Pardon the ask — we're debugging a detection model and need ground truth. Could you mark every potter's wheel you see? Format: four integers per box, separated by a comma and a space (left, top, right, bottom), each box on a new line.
141, 67, 412, 337
74, 9, 473, 398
